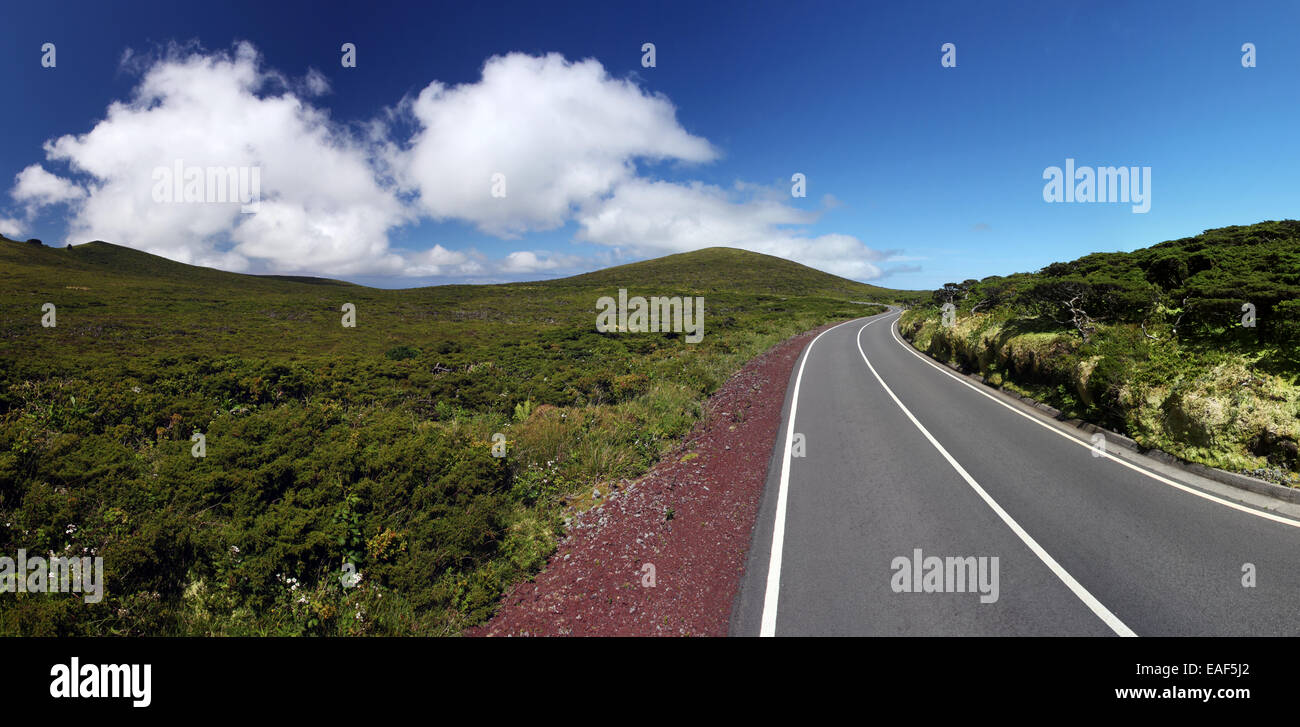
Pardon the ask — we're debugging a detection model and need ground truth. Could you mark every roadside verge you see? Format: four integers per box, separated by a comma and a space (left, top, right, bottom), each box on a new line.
471, 319, 850, 636
895, 316, 1300, 515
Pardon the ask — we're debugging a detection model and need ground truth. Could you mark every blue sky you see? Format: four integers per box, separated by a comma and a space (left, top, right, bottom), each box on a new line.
1, 0, 1297, 291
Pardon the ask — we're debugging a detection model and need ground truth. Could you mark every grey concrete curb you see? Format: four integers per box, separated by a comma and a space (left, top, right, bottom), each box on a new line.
919, 336, 1300, 505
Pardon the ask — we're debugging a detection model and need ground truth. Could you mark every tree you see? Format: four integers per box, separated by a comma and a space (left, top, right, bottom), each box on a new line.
1021, 279, 1099, 342
932, 280, 976, 306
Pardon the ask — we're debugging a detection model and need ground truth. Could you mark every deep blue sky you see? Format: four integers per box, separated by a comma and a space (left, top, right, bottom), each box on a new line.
2, 0, 1297, 290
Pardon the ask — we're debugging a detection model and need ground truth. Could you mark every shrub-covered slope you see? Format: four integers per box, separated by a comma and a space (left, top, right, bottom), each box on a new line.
0, 236, 905, 635
901, 220, 1300, 484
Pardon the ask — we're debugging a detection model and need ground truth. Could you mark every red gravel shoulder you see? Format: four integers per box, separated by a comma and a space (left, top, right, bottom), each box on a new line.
470, 320, 844, 636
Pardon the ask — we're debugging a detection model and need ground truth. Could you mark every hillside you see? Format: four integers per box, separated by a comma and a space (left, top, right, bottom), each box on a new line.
901, 220, 1300, 485
0, 236, 916, 367
550, 246, 924, 301
0, 235, 898, 636
1, 236, 916, 299
0, 237, 351, 291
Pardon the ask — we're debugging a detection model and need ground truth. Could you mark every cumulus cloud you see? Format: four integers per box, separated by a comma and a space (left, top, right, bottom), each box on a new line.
13, 164, 86, 210
396, 52, 717, 237
402, 244, 484, 277
0, 217, 23, 237
8, 44, 898, 282
26, 42, 411, 273
498, 250, 589, 274
576, 180, 891, 280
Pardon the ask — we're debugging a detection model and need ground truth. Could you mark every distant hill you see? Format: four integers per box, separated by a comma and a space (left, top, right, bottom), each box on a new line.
1, 235, 918, 368
548, 246, 922, 302
0, 237, 356, 294
0, 235, 920, 303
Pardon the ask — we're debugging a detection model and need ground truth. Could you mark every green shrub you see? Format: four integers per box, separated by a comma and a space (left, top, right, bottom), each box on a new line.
385, 345, 421, 361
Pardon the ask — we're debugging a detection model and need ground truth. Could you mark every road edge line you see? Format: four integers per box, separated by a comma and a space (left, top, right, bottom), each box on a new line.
856, 317, 1137, 637
758, 314, 880, 637
888, 317, 1300, 528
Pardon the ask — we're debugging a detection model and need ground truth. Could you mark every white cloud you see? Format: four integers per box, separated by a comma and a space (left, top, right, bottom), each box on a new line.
402, 244, 484, 277
303, 68, 331, 97
13, 164, 86, 211
23, 42, 411, 273
577, 180, 891, 280
6, 45, 896, 283
0, 217, 23, 237
397, 246, 591, 279
397, 52, 716, 237
498, 250, 588, 274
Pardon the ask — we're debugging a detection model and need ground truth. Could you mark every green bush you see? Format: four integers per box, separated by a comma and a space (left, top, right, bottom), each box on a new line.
385, 345, 421, 361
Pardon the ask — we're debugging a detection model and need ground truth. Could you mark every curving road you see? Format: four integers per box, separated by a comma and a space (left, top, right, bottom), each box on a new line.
731, 309, 1300, 637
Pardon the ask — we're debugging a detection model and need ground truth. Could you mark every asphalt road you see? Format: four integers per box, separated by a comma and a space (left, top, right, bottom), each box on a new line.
732, 309, 1300, 636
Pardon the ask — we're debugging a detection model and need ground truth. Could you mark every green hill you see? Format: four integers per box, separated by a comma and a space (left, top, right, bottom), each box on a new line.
902, 220, 1300, 484
550, 246, 921, 301
0, 234, 906, 636
1, 237, 917, 300
0, 236, 917, 364
1, 237, 348, 290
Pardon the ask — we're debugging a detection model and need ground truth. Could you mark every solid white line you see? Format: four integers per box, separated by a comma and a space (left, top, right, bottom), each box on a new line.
856, 317, 1138, 637
759, 314, 880, 637
887, 317, 1300, 528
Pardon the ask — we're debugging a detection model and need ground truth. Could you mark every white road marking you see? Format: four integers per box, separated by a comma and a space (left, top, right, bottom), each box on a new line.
759, 314, 879, 637
856, 317, 1137, 637
887, 316, 1300, 528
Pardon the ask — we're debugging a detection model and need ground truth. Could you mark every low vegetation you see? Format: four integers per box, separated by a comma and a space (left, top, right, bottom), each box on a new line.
0, 238, 910, 635
901, 220, 1300, 486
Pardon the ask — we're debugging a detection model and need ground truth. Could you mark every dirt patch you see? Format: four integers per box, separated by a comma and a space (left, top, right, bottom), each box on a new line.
470, 320, 844, 636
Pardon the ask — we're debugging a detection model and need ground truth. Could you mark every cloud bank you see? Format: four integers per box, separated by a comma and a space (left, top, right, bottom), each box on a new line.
8, 43, 899, 281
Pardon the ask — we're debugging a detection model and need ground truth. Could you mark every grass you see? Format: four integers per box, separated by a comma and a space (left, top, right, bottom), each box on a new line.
0, 236, 910, 635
